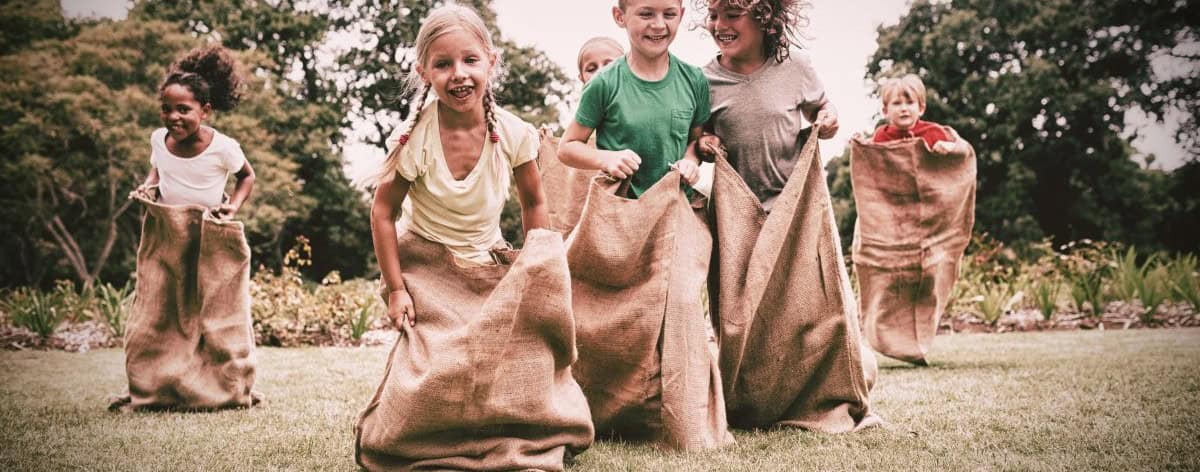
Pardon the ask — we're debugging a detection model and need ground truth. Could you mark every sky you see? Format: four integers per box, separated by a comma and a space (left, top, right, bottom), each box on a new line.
60, 0, 1191, 180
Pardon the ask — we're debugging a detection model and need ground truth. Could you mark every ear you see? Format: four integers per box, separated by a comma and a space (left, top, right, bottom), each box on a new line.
612, 6, 626, 28
416, 63, 429, 84
917, 102, 926, 115
201, 103, 213, 120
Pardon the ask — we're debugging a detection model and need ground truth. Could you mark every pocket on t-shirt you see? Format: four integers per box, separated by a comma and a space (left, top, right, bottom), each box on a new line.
671, 108, 692, 142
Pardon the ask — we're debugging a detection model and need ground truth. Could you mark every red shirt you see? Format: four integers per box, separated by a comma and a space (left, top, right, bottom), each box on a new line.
872, 120, 951, 148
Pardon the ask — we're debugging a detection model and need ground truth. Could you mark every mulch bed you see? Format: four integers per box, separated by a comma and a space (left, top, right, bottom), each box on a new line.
940, 302, 1199, 334
3, 303, 1196, 352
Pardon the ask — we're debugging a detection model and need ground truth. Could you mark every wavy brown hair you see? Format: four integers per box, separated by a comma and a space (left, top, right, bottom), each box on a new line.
697, 0, 811, 63
160, 45, 244, 112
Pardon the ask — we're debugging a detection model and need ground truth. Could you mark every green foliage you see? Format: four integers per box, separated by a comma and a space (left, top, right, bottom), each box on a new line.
869, 0, 1199, 251
1109, 247, 1148, 302
2, 287, 65, 337
973, 281, 1015, 326
250, 237, 382, 347
1167, 254, 1199, 311
89, 281, 133, 337
1031, 278, 1061, 321
1137, 265, 1170, 323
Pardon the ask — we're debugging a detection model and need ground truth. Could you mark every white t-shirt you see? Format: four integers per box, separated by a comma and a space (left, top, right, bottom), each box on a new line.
384, 101, 538, 263
150, 127, 246, 207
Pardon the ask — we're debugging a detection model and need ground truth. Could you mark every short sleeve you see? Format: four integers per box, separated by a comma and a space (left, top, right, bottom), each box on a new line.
149, 129, 163, 168
384, 124, 427, 182
691, 74, 711, 127
508, 123, 538, 169
575, 75, 609, 129
793, 56, 829, 119
223, 141, 247, 173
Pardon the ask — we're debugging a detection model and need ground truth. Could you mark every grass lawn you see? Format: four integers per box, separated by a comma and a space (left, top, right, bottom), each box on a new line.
2, 328, 1198, 471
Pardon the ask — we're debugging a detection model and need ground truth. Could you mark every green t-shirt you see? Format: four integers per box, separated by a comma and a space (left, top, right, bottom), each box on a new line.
575, 54, 711, 197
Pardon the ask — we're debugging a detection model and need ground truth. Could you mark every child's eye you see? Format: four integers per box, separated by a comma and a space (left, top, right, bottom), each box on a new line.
465, 56, 479, 64
434, 60, 450, 68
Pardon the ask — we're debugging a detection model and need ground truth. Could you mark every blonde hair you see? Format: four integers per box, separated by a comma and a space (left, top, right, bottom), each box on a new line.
576, 37, 624, 76
879, 74, 928, 109
379, 3, 501, 184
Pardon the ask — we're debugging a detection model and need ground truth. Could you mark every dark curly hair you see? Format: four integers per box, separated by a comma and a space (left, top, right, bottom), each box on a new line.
160, 45, 244, 112
696, 0, 811, 63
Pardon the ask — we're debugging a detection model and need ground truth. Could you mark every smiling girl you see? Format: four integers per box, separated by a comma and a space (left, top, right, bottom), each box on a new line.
138, 45, 255, 217
700, 0, 834, 211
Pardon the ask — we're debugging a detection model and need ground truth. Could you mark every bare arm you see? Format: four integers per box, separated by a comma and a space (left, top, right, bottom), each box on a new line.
512, 161, 549, 234
805, 101, 840, 140
140, 167, 160, 189
371, 176, 416, 327
674, 125, 704, 185
558, 121, 641, 179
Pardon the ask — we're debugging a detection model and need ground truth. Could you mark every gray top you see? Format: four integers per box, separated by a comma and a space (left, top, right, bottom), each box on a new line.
704, 53, 828, 211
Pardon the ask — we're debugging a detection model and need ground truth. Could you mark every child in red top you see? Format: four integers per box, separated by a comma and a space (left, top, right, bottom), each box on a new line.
872, 74, 970, 156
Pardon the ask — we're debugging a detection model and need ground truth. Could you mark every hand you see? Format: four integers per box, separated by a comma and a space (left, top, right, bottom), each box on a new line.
130, 184, 152, 200
697, 134, 723, 161
931, 140, 956, 155
387, 288, 416, 329
673, 158, 701, 186
601, 150, 641, 180
212, 203, 237, 219
815, 109, 839, 139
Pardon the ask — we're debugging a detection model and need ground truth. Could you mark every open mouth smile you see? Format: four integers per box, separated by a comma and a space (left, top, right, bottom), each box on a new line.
448, 85, 474, 99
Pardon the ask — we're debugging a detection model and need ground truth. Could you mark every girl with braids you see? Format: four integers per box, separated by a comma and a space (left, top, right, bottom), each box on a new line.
371, 3, 549, 327
137, 45, 255, 216
357, 7, 591, 469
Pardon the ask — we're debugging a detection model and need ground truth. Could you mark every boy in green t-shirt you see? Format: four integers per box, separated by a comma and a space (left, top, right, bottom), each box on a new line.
559, 0, 710, 197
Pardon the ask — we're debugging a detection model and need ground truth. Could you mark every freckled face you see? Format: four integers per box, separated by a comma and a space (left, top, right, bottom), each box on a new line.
160, 84, 210, 142
707, 2, 765, 63
614, 0, 683, 59
883, 92, 924, 131
418, 28, 496, 115
578, 43, 623, 84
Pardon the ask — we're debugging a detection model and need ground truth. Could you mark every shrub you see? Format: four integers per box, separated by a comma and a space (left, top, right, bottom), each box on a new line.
1031, 278, 1061, 321
1109, 247, 1144, 303
1136, 265, 1170, 323
3, 288, 66, 338
974, 282, 1015, 326
89, 282, 133, 337
1168, 254, 1199, 311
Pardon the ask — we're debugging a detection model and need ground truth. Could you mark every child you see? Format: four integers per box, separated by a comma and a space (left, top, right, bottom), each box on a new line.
114, 45, 259, 413
558, 0, 709, 196
539, 37, 626, 234
700, 0, 837, 212
872, 73, 971, 156
556, 0, 734, 451
852, 73, 976, 365
137, 46, 255, 215
355, 5, 593, 470
697, 0, 881, 432
577, 36, 624, 85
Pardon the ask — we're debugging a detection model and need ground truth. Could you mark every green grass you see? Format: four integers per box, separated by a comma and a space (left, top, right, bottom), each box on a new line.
2, 329, 1199, 471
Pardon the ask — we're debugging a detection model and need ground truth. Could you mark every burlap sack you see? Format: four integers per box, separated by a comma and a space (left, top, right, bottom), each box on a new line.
566, 171, 734, 451
354, 229, 594, 471
707, 127, 879, 432
111, 188, 258, 412
850, 131, 976, 365
537, 129, 598, 235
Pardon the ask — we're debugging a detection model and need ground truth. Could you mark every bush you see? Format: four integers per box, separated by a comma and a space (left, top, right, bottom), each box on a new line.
2, 288, 66, 338
1137, 266, 1170, 323
250, 237, 384, 347
1168, 254, 1199, 311
1031, 278, 1061, 321
973, 282, 1016, 326
89, 282, 133, 337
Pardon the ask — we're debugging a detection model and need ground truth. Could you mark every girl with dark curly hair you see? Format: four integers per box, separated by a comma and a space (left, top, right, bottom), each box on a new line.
137, 45, 255, 217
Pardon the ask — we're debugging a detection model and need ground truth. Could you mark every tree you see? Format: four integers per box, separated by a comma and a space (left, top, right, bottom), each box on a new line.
131, 0, 374, 278
868, 0, 1198, 249
0, 17, 310, 288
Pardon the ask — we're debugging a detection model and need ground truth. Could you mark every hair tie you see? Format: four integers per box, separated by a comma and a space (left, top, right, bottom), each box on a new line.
397, 134, 410, 145
489, 131, 500, 143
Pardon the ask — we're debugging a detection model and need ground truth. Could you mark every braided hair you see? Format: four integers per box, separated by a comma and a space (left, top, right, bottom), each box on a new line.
698, 0, 811, 64
160, 45, 244, 111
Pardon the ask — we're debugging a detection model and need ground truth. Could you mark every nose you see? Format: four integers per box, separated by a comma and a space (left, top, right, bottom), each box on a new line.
451, 62, 467, 80
650, 14, 666, 30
